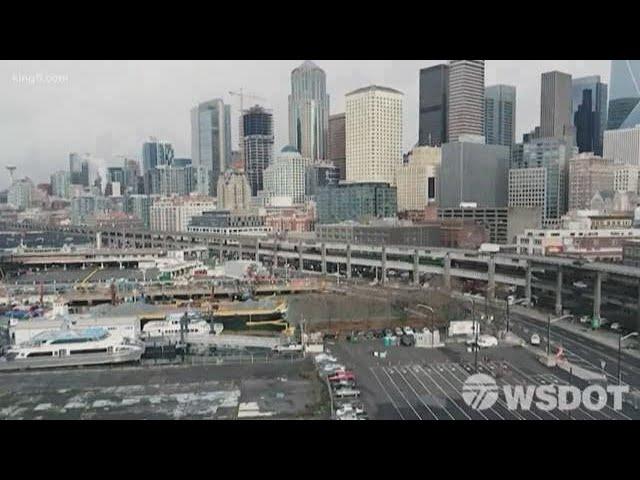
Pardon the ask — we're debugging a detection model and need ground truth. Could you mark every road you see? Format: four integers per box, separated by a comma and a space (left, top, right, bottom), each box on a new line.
327, 340, 638, 420
509, 313, 640, 389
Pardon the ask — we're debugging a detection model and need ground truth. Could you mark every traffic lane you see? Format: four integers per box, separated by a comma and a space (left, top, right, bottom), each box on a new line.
510, 315, 640, 388
512, 313, 640, 370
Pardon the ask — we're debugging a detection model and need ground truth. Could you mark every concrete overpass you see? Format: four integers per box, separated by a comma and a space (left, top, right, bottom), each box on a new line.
4, 222, 640, 321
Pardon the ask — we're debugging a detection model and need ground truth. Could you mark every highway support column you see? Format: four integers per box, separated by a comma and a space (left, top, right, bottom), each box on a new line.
321, 243, 327, 275
346, 243, 352, 279
298, 241, 304, 272
593, 271, 602, 323
413, 249, 420, 286
555, 266, 563, 315
96, 231, 102, 249
381, 246, 387, 285
255, 238, 260, 262
443, 253, 451, 289
525, 262, 532, 306
487, 254, 496, 301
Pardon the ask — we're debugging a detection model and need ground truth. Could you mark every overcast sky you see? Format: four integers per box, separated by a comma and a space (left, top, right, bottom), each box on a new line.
0, 60, 611, 189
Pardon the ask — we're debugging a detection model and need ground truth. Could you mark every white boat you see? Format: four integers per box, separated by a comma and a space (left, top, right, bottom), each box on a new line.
142, 311, 211, 338
0, 326, 144, 371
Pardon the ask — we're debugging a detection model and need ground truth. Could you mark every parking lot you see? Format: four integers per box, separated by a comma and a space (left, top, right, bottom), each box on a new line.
328, 340, 639, 420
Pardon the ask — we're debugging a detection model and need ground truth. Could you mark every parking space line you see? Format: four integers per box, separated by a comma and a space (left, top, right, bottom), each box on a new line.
391, 366, 439, 420
443, 363, 521, 421
416, 365, 472, 420
502, 362, 565, 420
379, 367, 423, 420
369, 366, 405, 420
406, 365, 455, 420
428, 363, 494, 420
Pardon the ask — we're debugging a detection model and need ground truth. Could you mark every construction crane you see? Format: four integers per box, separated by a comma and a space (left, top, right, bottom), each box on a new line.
228, 89, 266, 165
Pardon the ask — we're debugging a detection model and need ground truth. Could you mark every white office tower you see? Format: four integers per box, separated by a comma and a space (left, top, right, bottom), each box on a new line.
345, 85, 403, 186
447, 60, 485, 143
262, 146, 311, 205
604, 125, 640, 166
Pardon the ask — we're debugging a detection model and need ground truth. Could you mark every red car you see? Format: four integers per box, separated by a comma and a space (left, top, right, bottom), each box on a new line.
329, 371, 355, 382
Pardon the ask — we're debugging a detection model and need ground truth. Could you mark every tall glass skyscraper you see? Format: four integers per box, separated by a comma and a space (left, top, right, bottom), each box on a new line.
608, 60, 640, 130
419, 64, 449, 146
572, 76, 608, 156
191, 99, 232, 196
243, 105, 273, 196
288, 61, 330, 161
485, 84, 516, 149
142, 137, 174, 173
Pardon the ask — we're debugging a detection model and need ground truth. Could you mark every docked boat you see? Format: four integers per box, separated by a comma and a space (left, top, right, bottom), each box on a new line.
141, 311, 211, 338
212, 298, 288, 332
0, 326, 144, 371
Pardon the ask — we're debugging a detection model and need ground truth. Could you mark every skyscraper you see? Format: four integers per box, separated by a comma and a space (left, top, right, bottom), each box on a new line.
328, 113, 346, 180
572, 76, 608, 155
419, 64, 449, 146
540, 71, 572, 139
69, 153, 90, 187
191, 99, 232, 196
485, 85, 516, 149
447, 60, 485, 142
262, 146, 311, 205
608, 60, 640, 130
142, 137, 174, 173
243, 105, 273, 196
345, 85, 403, 186
288, 61, 329, 161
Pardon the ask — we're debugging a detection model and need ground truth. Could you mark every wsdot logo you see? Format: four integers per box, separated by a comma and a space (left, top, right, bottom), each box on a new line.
462, 373, 499, 410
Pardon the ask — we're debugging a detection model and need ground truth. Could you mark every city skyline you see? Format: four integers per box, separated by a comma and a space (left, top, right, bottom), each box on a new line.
1, 60, 611, 188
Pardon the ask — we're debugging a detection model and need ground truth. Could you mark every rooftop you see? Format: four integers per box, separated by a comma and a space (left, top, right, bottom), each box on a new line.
346, 85, 403, 97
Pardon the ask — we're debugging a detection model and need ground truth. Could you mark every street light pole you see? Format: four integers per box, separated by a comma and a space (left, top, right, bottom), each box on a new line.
547, 315, 551, 357
619, 332, 639, 385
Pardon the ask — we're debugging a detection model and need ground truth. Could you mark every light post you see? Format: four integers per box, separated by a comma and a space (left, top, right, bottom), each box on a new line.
417, 304, 435, 347
618, 332, 639, 385
546, 314, 572, 357
505, 297, 529, 333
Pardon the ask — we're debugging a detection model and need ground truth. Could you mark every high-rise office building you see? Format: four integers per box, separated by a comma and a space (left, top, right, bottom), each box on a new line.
7, 178, 34, 210
262, 146, 311, 205
419, 64, 449, 146
603, 125, 640, 166
142, 138, 174, 173
328, 113, 346, 180
316, 182, 397, 224
288, 61, 329, 161
191, 99, 232, 196
540, 71, 573, 139
572, 76, 608, 156
125, 194, 155, 229
217, 169, 252, 213
69, 153, 90, 187
146, 164, 194, 196
50, 170, 70, 199
568, 153, 614, 210
447, 60, 485, 142
242, 105, 273, 196
512, 137, 578, 221
305, 161, 340, 198
613, 165, 640, 193
439, 140, 510, 208
608, 60, 640, 130
485, 85, 516, 149
345, 85, 403, 186
396, 146, 441, 211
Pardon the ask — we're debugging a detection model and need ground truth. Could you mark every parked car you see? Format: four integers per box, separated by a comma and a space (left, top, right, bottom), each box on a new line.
530, 334, 541, 346
322, 363, 345, 373
403, 326, 414, 336
329, 371, 355, 382
384, 328, 393, 337
610, 322, 621, 331
394, 327, 403, 337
